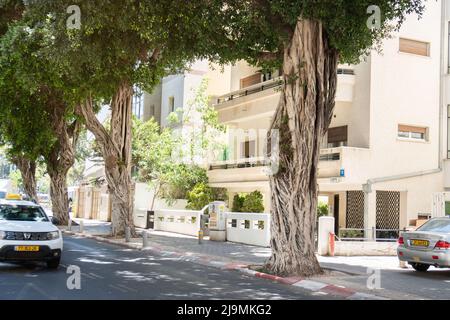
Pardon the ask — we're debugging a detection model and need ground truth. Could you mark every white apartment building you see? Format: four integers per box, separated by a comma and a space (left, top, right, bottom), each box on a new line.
208, 0, 447, 240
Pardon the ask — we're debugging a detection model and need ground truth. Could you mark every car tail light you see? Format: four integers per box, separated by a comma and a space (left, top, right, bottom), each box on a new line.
434, 240, 450, 250
398, 237, 404, 245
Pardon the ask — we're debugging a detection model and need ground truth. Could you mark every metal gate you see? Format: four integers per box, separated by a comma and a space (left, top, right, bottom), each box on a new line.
376, 191, 400, 239
346, 191, 364, 229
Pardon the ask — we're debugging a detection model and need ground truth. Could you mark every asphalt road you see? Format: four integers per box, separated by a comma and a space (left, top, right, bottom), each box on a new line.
318, 261, 450, 300
0, 235, 329, 300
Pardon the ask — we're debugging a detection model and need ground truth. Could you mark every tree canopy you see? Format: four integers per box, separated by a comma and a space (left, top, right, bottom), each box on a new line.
201, 0, 425, 68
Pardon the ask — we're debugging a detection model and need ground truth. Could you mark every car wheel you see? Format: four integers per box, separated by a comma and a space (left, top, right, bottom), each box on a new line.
46, 258, 60, 269
411, 263, 430, 272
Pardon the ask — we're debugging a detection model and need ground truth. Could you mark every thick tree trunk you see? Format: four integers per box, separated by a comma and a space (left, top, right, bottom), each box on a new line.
48, 170, 69, 225
45, 104, 79, 226
76, 82, 135, 237
267, 20, 339, 277
12, 157, 38, 202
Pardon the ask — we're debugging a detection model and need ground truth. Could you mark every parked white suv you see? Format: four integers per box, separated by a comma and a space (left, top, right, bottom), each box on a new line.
0, 199, 63, 269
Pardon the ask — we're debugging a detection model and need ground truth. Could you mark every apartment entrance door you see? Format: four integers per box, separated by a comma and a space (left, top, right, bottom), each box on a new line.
333, 194, 339, 234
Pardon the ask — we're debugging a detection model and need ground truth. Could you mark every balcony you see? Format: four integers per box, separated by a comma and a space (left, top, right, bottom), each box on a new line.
214, 68, 355, 124
208, 146, 370, 188
207, 157, 269, 188
318, 147, 371, 183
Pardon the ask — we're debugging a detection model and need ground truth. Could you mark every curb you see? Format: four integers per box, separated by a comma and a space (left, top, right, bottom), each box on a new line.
62, 230, 388, 300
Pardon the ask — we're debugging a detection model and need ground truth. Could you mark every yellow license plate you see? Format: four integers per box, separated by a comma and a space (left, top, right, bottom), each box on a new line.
411, 240, 429, 247
14, 246, 40, 252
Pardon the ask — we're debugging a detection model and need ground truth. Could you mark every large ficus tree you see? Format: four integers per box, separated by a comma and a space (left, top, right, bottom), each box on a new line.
0, 24, 80, 224
24, 0, 215, 236
200, 0, 425, 276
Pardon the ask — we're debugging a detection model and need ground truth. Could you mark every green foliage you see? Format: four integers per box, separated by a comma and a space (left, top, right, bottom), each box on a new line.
169, 78, 226, 163
317, 201, 329, 218
242, 191, 265, 213
162, 164, 209, 201
132, 117, 210, 206
8, 169, 22, 191
23, 0, 216, 106
0, 0, 24, 37
232, 194, 246, 212
68, 129, 91, 186
232, 191, 265, 213
200, 0, 425, 68
186, 183, 214, 210
186, 183, 228, 210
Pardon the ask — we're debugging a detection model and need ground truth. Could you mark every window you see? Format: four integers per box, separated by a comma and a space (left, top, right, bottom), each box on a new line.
327, 126, 348, 148
132, 87, 144, 119
0, 205, 49, 222
398, 125, 427, 141
168, 96, 175, 113
399, 38, 430, 57
240, 73, 262, 89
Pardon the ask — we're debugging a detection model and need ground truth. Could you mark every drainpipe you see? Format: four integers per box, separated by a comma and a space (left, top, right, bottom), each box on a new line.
362, 0, 447, 238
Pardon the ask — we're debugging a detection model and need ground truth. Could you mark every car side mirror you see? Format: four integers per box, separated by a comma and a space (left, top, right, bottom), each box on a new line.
51, 217, 59, 225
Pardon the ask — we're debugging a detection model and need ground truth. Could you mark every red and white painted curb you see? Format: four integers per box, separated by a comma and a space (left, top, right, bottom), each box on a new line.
62, 229, 388, 300
229, 266, 387, 300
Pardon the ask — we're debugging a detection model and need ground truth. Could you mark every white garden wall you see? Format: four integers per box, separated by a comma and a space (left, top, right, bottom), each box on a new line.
154, 209, 201, 237
225, 212, 270, 247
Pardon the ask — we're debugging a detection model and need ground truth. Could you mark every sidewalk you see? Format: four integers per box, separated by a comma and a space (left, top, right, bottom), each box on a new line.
64, 218, 403, 272
63, 219, 422, 299
63, 218, 271, 265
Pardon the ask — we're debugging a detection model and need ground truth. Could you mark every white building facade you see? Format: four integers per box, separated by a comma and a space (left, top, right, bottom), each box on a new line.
208, 0, 448, 240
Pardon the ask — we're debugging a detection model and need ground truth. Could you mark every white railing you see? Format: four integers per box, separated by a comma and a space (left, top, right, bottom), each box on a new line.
216, 77, 283, 105
226, 212, 270, 247
209, 156, 267, 170
154, 209, 201, 237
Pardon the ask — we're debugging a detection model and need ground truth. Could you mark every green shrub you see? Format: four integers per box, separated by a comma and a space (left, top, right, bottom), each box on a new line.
232, 194, 245, 212
186, 182, 214, 210
317, 201, 329, 218
241, 191, 265, 213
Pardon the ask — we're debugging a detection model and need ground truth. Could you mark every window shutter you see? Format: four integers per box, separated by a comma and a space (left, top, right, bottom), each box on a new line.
240, 73, 262, 89
327, 126, 348, 144
399, 38, 430, 57
398, 125, 426, 134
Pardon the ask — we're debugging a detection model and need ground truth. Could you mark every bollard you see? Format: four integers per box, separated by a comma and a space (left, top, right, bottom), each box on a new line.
125, 226, 131, 243
142, 231, 149, 248
79, 220, 84, 234
198, 229, 204, 245
68, 219, 72, 232
328, 232, 335, 257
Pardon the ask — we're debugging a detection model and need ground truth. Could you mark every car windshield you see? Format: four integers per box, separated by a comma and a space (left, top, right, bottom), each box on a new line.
0, 191, 6, 199
417, 219, 450, 234
0, 205, 49, 222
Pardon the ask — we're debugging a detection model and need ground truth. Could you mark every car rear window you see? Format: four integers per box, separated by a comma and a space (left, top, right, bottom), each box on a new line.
417, 219, 450, 233
0, 205, 49, 222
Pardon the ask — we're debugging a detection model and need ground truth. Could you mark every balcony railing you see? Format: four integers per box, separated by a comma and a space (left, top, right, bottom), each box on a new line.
215, 68, 355, 106
209, 156, 267, 170
216, 77, 283, 105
